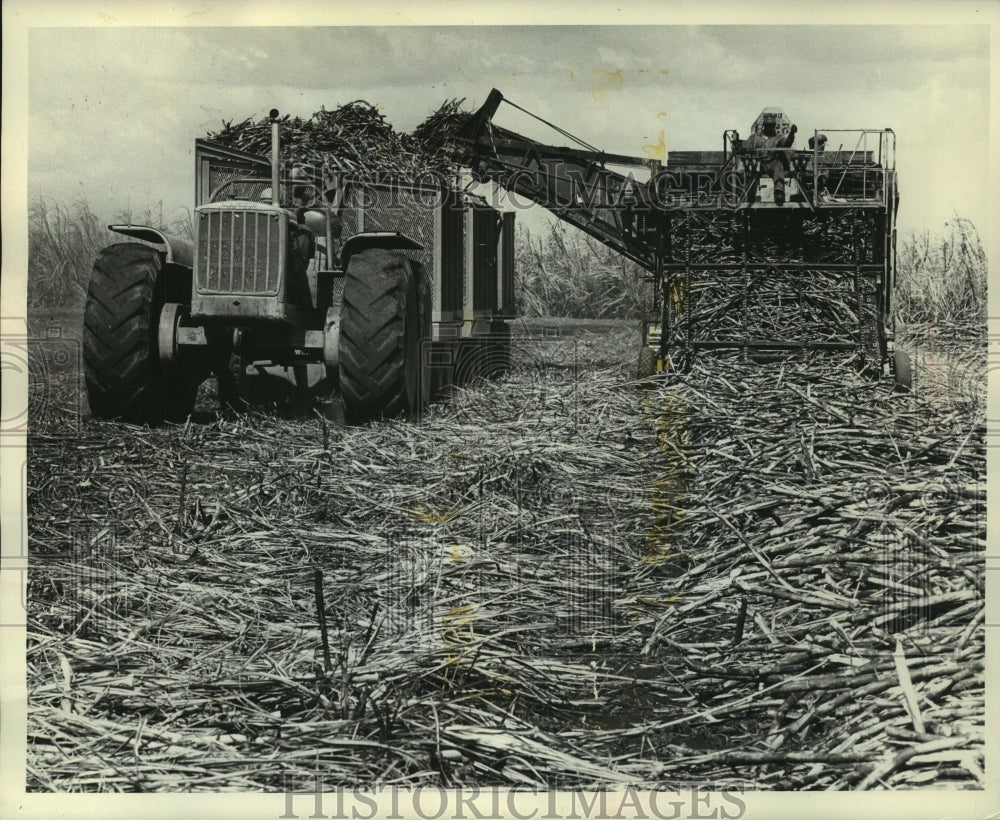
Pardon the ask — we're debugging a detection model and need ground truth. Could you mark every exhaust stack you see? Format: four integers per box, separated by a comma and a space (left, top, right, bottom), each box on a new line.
270, 108, 281, 206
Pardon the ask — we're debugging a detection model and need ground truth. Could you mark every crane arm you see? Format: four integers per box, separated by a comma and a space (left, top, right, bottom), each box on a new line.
452, 89, 663, 272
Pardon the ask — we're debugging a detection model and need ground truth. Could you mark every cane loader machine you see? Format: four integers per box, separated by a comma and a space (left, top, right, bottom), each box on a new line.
451, 89, 909, 387
83, 110, 516, 425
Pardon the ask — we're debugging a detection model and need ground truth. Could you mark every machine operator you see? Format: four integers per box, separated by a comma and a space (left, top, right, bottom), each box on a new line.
743, 108, 797, 206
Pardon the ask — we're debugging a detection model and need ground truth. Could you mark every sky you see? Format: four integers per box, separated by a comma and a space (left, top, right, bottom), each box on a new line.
15, 15, 993, 241
1, 5, 999, 820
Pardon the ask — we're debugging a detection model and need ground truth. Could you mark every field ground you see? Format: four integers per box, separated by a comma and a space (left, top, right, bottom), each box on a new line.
24, 311, 985, 791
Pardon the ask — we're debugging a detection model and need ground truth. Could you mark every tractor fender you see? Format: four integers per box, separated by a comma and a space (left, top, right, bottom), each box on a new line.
340, 231, 424, 270
108, 225, 194, 269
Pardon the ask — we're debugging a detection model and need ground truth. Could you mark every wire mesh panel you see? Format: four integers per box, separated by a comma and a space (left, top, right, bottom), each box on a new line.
340, 181, 441, 277
195, 140, 271, 206
340, 182, 509, 323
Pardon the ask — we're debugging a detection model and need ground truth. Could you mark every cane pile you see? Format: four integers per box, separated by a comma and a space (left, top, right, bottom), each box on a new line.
205, 98, 472, 177
26, 320, 984, 791
663, 210, 886, 354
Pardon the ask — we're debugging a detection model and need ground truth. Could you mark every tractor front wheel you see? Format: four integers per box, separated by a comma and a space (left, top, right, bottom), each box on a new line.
83, 243, 199, 425
338, 249, 429, 424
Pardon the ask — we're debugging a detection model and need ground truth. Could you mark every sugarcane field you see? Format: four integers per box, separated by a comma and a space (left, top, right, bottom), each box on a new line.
7, 19, 993, 813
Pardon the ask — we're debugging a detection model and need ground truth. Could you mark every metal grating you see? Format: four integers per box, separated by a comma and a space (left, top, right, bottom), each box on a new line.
195, 140, 271, 207
339, 182, 508, 317
331, 273, 346, 308
196, 209, 283, 295
341, 182, 438, 275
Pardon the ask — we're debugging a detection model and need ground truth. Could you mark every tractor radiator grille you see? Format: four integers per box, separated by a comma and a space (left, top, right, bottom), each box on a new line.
196, 209, 283, 295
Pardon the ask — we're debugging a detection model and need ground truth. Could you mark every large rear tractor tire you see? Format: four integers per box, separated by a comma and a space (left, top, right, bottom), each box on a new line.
83, 243, 198, 425
339, 249, 428, 425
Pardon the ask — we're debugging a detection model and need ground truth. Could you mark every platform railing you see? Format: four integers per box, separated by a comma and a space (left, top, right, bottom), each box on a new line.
808, 128, 895, 206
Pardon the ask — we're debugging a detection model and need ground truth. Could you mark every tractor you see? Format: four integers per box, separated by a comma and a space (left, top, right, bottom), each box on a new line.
83, 110, 516, 426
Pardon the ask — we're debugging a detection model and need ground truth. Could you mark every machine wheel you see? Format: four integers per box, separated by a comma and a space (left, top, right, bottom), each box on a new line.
637, 346, 657, 380
893, 349, 912, 392
83, 243, 198, 424
338, 248, 425, 424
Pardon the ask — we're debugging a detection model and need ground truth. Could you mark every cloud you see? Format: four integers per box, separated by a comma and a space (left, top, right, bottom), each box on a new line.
24, 24, 990, 232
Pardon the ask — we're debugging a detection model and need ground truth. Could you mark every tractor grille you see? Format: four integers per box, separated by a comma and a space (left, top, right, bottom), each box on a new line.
196, 208, 283, 295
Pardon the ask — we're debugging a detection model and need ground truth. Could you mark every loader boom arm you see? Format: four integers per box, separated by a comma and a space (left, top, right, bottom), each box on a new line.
454, 89, 662, 272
